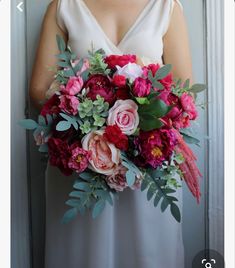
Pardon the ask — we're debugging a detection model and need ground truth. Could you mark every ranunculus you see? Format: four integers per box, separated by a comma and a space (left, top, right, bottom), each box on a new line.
134, 128, 177, 168
143, 63, 173, 90
116, 87, 131, 100
40, 94, 60, 116
112, 74, 126, 87
133, 77, 151, 97
60, 76, 83, 95
116, 63, 143, 82
85, 74, 116, 104
59, 95, 79, 115
48, 137, 72, 176
104, 54, 137, 69
82, 130, 120, 175
103, 125, 128, 151
105, 165, 128, 191
107, 99, 139, 135
180, 93, 198, 120
68, 143, 91, 173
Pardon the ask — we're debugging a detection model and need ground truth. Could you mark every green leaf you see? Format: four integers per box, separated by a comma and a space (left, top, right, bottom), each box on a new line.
56, 35, 66, 52
135, 97, 150, 105
73, 59, 84, 73
152, 80, 164, 90
56, 121, 71, 131
147, 185, 155, 201
148, 168, 168, 178
190, 83, 207, 93
79, 172, 94, 181
139, 99, 171, 118
63, 68, 75, 77
180, 132, 200, 146
38, 115, 46, 126
141, 179, 149, 191
92, 199, 105, 219
154, 193, 161, 207
73, 182, 91, 192
18, 119, 38, 130
161, 198, 170, 212
66, 199, 81, 207
139, 115, 163, 131
126, 170, 136, 187
61, 208, 77, 224
69, 191, 86, 199
183, 79, 190, 89
80, 69, 90, 81
154, 64, 172, 80
170, 203, 181, 222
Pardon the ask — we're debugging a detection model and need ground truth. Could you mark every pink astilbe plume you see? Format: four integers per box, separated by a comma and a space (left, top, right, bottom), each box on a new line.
174, 130, 202, 203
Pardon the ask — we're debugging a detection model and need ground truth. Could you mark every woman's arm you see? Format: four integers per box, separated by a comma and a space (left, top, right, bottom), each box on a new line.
29, 0, 67, 109
163, 1, 193, 83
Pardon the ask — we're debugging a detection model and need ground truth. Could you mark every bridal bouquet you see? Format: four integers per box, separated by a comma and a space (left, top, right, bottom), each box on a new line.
20, 36, 206, 223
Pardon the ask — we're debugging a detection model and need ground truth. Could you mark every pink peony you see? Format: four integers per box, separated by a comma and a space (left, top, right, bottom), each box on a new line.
48, 138, 72, 176
134, 129, 177, 168
105, 165, 128, 191
59, 95, 79, 115
82, 130, 120, 175
60, 76, 83, 95
133, 77, 151, 97
107, 99, 139, 135
85, 74, 116, 104
180, 93, 198, 120
68, 143, 91, 173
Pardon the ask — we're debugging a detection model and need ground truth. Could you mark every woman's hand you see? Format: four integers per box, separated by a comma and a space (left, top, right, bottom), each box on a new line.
29, 0, 67, 110
163, 1, 193, 84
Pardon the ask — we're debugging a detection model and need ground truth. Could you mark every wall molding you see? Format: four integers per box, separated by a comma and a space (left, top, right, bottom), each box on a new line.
206, 0, 224, 255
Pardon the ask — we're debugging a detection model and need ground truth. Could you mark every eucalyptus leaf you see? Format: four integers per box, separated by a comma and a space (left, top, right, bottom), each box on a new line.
56, 34, 66, 52
92, 199, 105, 219
180, 132, 200, 146
126, 170, 136, 187
18, 119, 38, 130
38, 144, 48, 153
73, 182, 91, 192
56, 121, 71, 131
79, 172, 94, 181
66, 199, 81, 208
190, 83, 207, 93
61, 208, 77, 224
161, 198, 170, 212
170, 203, 181, 222
154, 64, 172, 80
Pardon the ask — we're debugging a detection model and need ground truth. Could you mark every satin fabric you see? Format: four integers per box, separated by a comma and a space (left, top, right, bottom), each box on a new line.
45, 1, 184, 267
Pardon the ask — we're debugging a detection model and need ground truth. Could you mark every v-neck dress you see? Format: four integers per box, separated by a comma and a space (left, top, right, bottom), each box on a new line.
45, 1, 185, 268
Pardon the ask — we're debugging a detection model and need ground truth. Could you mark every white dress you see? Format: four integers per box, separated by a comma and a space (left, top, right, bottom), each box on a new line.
45, 1, 185, 267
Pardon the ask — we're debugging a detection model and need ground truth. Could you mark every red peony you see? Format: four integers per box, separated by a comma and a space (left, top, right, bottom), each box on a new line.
104, 54, 137, 69
85, 74, 116, 104
116, 86, 131, 100
103, 125, 128, 151
40, 94, 60, 117
112, 74, 126, 87
59, 95, 79, 115
48, 137, 72, 176
134, 128, 177, 168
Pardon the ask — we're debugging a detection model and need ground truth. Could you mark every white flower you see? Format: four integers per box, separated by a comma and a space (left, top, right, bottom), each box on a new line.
116, 63, 143, 82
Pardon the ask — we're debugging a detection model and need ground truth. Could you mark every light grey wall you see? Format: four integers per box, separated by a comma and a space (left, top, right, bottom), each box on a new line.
11, 0, 30, 267
14, 0, 209, 267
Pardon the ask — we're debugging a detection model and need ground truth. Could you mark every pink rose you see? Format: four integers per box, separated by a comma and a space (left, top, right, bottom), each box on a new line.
60, 76, 83, 95
107, 100, 139, 135
59, 95, 79, 115
68, 143, 91, 173
105, 165, 128, 191
133, 77, 151, 97
180, 93, 198, 120
85, 74, 116, 104
82, 130, 120, 175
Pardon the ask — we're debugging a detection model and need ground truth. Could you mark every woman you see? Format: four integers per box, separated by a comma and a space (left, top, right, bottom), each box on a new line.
30, 0, 193, 267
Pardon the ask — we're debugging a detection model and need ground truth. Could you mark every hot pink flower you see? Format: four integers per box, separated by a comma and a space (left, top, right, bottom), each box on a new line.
104, 54, 137, 69
180, 93, 198, 120
105, 165, 128, 191
59, 95, 79, 115
107, 99, 139, 135
60, 76, 83, 95
134, 129, 177, 168
86, 74, 116, 104
48, 137, 72, 176
68, 143, 91, 173
143, 63, 173, 90
82, 130, 120, 175
133, 77, 151, 97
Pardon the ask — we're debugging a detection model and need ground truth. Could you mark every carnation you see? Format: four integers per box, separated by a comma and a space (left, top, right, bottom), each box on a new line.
103, 125, 128, 151
104, 54, 137, 69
